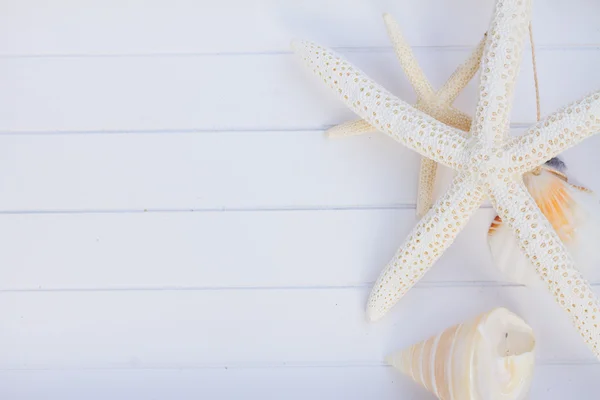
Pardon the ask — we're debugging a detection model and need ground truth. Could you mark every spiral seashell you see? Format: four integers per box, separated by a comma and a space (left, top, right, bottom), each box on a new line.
387, 307, 536, 400
488, 158, 600, 285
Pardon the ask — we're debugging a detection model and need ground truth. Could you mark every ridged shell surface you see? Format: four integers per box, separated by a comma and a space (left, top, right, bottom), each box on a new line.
387, 307, 535, 400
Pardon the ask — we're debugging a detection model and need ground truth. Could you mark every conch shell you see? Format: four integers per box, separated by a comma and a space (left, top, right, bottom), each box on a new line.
387, 307, 536, 400
488, 157, 600, 285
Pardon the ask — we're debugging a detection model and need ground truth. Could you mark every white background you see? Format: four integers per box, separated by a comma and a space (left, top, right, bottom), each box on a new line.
1, 0, 600, 398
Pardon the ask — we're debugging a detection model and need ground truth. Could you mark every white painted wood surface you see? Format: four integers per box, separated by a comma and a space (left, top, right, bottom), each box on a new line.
1, 0, 599, 398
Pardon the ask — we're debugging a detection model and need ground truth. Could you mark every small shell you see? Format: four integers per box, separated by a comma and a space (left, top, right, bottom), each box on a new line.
387, 307, 536, 400
488, 159, 600, 285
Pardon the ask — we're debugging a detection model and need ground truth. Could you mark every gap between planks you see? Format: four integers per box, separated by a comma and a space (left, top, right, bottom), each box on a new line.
0, 123, 533, 135
0, 44, 598, 59
0, 204, 495, 215
2, 281, 599, 293
0, 360, 597, 371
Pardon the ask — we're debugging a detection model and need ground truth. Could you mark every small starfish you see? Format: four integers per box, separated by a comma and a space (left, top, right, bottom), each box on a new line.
327, 13, 486, 217
293, 0, 600, 359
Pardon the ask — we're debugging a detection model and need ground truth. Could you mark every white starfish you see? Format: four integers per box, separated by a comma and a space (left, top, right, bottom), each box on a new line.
293, 0, 600, 359
327, 13, 486, 217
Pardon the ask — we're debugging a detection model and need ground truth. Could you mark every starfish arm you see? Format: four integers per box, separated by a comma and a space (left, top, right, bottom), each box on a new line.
325, 119, 374, 138
507, 91, 600, 173
416, 158, 437, 217
437, 33, 487, 104
382, 13, 434, 100
367, 173, 485, 321
488, 178, 600, 360
447, 106, 473, 132
413, 107, 471, 217
292, 40, 468, 170
470, 0, 532, 144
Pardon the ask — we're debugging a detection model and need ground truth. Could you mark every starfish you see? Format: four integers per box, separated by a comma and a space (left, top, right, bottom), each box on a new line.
327, 13, 486, 217
293, 0, 600, 359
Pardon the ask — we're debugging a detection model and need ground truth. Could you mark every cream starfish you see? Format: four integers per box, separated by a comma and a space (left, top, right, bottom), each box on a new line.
293, 0, 600, 359
327, 13, 486, 217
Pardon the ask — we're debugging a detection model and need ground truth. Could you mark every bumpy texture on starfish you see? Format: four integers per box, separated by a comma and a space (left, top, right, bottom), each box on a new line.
327, 13, 486, 217
293, 0, 600, 359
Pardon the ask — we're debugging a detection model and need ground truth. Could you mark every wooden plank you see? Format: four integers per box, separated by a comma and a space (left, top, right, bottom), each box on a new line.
1, 50, 599, 133
1, 209, 512, 290
1, 287, 597, 370
0, 0, 598, 55
1, 364, 598, 400
0, 131, 422, 211
0, 130, 597, 212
